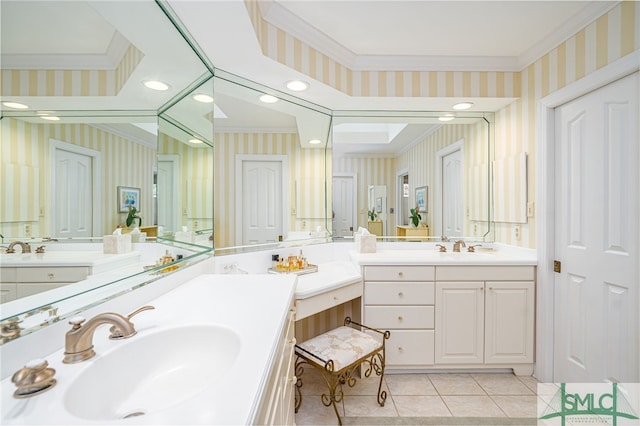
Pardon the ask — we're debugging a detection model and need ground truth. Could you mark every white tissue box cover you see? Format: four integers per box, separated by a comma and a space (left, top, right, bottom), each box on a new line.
103, 234, 132, 254
354, 234, 376, 253
131, 232, 147, 243
174, 231, 195, 243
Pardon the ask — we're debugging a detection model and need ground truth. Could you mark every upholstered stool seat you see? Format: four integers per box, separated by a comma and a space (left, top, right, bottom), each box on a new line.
294, 317, 390, 425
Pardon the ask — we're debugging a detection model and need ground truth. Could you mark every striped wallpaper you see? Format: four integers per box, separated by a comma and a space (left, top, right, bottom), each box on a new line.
213, 132, 326, 248
157, 134, 214, 232
246, 0, 639, 248
1, 45, 143, 97
0, 118, 155, 237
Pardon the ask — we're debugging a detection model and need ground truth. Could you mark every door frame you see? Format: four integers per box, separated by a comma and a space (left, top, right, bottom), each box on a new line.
235, 154, 289, 246
395, 167, 408, 228
435, 140, 463, 238
535, 53, 639, 383
332, 172, 357, 237
49, 139, 102, 237
157, 154, 180, 233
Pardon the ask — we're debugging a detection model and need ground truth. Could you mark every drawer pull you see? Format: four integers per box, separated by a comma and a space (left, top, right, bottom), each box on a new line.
398, 292, 404, 297
333, 296, 339, 301
398, 272, 404, 277
288, 338, 296, 344
47, 273, 54, 279
398, 347, 404, 352
397, 316, 403, 321
289, 376, 297, 383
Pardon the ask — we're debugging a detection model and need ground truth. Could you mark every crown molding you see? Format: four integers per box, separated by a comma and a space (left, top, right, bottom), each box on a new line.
92, 124, 157, 149
262, 0, 618, 73
2, 31, 131, 71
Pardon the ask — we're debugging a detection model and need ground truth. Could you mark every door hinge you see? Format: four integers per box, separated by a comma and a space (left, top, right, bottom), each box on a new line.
553, 260, 561, 273
278, 235, 283, 242
349, 226, 353, 231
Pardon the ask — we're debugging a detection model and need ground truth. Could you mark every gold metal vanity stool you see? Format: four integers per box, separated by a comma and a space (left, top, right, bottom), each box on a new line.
294, 317, 390, 425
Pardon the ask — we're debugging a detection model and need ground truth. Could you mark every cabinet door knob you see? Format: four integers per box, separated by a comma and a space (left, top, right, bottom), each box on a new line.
397, 315, 403, 321
398, 347, 404, 352
47, 273, 54, 279
398, 271, 404, 277
398, 292, 404, 297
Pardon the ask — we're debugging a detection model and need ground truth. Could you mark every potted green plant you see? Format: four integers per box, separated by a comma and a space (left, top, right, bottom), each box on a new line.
126, 205, 142, 228
368, 209, 377, 221
409, 204, 421, 227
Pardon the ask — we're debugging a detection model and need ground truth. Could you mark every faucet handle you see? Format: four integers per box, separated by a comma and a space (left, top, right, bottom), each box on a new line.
436, 244, 447, 252
109, 305, 154, 339
12, 359, 57, 398
68, 317, 86, 330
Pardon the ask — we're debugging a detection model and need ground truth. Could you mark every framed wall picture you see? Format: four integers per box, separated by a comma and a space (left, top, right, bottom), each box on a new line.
376, 197, 382, 213
117, 186, 140, 212
415, 186, 428, 213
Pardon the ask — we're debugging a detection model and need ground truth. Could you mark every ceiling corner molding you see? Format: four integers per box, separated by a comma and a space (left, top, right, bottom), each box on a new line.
105, 32, 132, 69
352, 55, 521, 72
397, 125, 443, 156
260, 0, 357, 68
516, 1, 619, 71
92, 124, 157, 149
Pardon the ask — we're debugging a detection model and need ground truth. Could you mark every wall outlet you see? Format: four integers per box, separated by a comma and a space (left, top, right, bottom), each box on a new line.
24, 223, 31, 236
513, 225, 521, 241
473, 223, 478, 235
527, 201, 535, 217
193, 220, 199, 229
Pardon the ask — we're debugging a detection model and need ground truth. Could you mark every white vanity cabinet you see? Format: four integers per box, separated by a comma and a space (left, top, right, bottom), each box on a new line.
434, 266, 535, 375
360, 263, 535, 375
0, 266, 90, 303
254, 305, 297, 425
363, 265, 436, 367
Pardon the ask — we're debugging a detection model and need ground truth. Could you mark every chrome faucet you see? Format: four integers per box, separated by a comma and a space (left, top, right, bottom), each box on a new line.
453, 240, 466, 252
5, 241, 31, 254
62, 306, 154, 363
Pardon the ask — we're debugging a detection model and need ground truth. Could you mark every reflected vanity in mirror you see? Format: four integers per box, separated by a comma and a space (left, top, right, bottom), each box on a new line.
0, 0, 214, 339
211, 70, 332, 253
330, 111, 493, 241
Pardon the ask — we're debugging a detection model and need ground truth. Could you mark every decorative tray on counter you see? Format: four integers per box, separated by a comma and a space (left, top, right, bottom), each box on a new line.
268, 264, 318, 275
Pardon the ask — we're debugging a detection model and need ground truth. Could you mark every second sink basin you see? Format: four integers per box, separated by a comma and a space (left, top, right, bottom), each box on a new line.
63, 324, 241, 421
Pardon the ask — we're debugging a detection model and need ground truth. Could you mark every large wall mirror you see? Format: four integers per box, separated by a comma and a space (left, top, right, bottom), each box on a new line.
211, 70, 332, 253
330, 111, 493, 241
0, 0, 213, 337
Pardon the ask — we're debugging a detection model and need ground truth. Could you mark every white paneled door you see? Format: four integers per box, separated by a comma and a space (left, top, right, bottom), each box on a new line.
442, 147, 463, 237
554, 72, 639, 383
241, 160, 283, 245
54, 148, 92, 238
332, 175, 355, 237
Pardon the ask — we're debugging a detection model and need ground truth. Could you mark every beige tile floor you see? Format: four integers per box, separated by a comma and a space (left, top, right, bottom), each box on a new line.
295, 368, 543, 425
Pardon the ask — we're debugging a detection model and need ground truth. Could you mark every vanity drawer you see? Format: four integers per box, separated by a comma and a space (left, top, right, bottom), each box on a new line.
16, 266, 90, 283
382, 330, 435, 366
364, 306, 434, 329
364, 282, 434, 305
364, 265, 435, 282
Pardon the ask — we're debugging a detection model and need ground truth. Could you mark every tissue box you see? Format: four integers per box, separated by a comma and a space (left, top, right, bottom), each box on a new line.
174, 231, 195, 243
354, 233, 377, 253
131, 232, 147, 243
103, 234, 132, 254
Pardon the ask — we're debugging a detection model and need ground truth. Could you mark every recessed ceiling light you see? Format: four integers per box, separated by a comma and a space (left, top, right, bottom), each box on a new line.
2, 101, 29, 109
193, 93, 214, 103
452, 101, 474, 110
40, 115, 60, 121
259, 94, 279, 104
189, 138, 203, 144
286, 80, 309, 91
308, 139, 322, 145
438, 114, 455, 122
143, 80, 170, 91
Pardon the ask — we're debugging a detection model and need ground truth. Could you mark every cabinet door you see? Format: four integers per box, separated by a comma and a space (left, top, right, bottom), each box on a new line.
435, 282, 484, 364
485, 282, 535, 364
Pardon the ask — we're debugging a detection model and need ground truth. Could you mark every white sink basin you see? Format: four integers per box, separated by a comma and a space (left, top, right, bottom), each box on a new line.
63, 325, 241, 421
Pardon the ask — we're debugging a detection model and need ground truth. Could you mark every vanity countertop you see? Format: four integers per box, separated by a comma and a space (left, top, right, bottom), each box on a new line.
0, 251, 141, 275
350, 247, 537, 266
295, 260, 362, 299
1, 273, 297, 425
